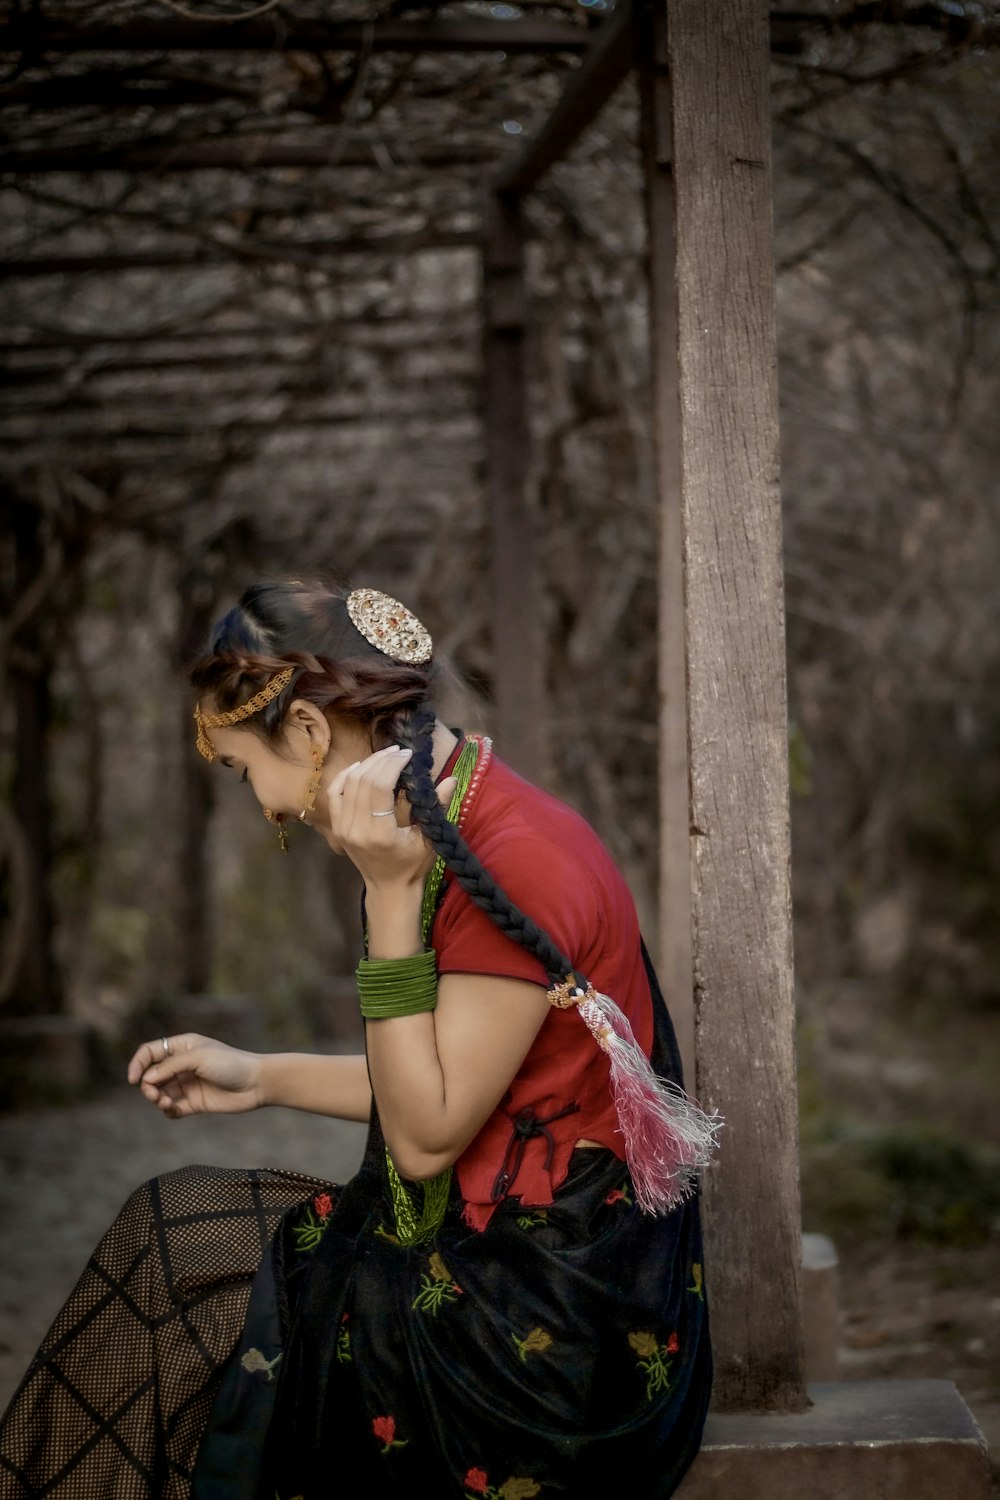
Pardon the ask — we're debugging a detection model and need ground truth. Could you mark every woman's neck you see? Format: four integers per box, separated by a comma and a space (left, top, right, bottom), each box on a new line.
429, 721, 460, 782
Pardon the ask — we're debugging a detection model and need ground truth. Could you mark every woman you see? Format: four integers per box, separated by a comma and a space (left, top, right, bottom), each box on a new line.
0, 579, 718, 1500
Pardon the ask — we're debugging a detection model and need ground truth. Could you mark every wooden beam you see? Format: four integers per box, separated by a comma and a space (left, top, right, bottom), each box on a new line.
0, 10, 872, 60
0, 406, 478, 446
0, 230, 481, 279
481, 193, 548, 783
0, 73, 255, 110
666, 0, 806, 1413
0, 140, 501, 174
0, 16, 593, 54
1, 369, 475, 419
0, 336, 474, 385
0, 310, 478, 352
493, 4, 633, 195
637, 9, 694, 1089
486, 0, 860, 198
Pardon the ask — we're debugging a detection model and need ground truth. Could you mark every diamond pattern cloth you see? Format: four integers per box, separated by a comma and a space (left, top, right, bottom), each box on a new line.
0, 1164, 328, 1500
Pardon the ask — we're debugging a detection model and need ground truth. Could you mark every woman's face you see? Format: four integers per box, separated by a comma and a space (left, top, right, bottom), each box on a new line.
205, 701, 374, 853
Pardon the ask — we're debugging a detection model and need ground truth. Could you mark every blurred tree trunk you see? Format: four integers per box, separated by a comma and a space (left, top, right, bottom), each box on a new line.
175, 570, 216, 995
482, 192, 549, 785
8, 498, 62, 1014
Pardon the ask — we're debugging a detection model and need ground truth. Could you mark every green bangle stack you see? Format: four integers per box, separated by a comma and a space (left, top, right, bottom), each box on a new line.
356, 948, 438, 1020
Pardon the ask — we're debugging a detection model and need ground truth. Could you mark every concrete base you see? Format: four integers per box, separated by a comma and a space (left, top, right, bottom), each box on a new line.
801, 1232, 840, 1382
675, 1380, 991, 1499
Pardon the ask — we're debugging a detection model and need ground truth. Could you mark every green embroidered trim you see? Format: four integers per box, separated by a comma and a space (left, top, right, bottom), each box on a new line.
411, 1252, 463, 1314
291, 1191, 334, 1255
511, 1326, 553, 1363
240, 1348, 281, 1381
335, 1313, 352, 1364
374, 736, 482, 1247
357, 948, 438, 1019
628, 1329, 680, 1401
516, 1210, 549, 1230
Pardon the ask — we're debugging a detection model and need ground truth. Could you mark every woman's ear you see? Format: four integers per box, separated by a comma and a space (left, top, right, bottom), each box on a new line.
285, 698, 331, 755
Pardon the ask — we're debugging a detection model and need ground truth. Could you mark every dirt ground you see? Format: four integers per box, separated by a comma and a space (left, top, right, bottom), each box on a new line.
0, 1085, 996, 1488
835, 1239, 1000, 1490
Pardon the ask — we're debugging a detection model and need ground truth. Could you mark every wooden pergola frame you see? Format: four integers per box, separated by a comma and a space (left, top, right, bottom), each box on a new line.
2, 0, 804, 1415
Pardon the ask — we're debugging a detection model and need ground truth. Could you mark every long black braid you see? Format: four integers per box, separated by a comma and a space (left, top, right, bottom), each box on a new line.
396, 705, 586, 991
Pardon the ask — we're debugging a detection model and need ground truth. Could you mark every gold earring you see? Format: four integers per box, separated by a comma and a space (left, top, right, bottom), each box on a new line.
300, 746, 324, 822
264, 808, 289, 853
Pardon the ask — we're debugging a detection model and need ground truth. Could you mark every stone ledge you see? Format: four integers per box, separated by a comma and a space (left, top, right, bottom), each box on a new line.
675, 1379, 991, 1500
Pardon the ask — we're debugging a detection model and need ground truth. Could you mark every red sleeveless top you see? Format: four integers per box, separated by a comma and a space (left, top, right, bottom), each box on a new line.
431, 747, 654, 1230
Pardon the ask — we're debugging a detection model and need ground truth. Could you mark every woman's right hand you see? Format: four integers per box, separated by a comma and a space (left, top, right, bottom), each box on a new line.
127, 1034, 263, 1119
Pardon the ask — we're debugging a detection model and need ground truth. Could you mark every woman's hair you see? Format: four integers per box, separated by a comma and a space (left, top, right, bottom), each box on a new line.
191, 580, 576, 986
190, 580, 433, 754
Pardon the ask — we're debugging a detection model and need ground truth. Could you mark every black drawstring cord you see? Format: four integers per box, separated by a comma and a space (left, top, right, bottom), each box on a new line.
490, 1102, 581, 1203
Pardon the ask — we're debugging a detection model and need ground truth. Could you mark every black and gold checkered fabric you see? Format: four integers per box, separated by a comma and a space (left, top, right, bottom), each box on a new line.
0, 1164, 328, 1500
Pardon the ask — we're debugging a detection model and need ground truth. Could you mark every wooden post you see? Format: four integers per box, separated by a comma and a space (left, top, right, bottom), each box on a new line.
481, 192, 547, 782
637, 6, 694, 1089
665, 0, 807, 1411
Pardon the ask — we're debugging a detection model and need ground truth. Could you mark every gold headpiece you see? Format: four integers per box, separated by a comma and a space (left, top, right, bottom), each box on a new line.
193, 665, 295, 761
345, 588, 432, 665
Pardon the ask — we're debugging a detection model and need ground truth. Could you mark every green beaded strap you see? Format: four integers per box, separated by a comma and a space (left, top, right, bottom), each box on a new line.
356, 949, 437, 1020
363, 735, 483, 1246
385, 1153, 452, 1246
419, 737, 481, 942
358, 738, 481, 1021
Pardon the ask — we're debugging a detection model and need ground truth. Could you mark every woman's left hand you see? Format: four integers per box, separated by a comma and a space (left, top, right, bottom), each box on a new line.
127, 1033, 264, 1117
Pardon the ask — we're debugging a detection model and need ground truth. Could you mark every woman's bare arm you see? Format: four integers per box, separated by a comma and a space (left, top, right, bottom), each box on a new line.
258, 1050, 372, 1120
129, 1036, 372, 1122
364, 971, 549, 1179
330, 749, 551, 1179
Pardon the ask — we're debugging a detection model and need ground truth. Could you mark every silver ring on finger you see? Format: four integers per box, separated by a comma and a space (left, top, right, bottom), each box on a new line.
370, 808, 396, 818
161, 1037, 171, 1057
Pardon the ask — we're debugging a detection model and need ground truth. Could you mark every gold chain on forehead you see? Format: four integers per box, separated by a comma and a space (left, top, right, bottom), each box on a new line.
193, 665, 295, 761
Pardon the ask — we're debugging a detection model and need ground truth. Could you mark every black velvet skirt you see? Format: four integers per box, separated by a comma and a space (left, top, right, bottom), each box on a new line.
194, 1127, 711, 1500
0, 951, 711, 1500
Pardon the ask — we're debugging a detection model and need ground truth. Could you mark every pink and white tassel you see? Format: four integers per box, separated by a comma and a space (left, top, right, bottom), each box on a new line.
563, 983, 722, 1215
